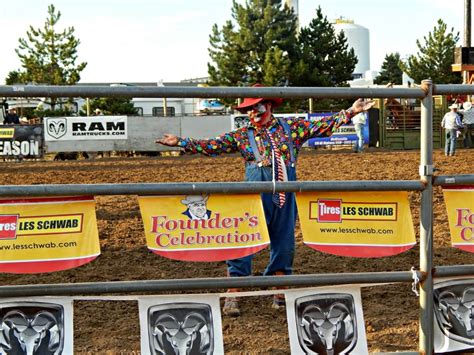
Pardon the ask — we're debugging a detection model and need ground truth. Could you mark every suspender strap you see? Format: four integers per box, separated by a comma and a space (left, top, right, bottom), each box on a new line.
247, 117, 295, 166
247, 128, 263, 165
276, 117, 295, 164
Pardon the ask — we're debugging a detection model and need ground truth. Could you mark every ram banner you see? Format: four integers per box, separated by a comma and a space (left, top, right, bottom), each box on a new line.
443, 186, 474, 252
44, 116, 128, 141
138, 194, 269, 262
285, 286, 368, 355
0, 297, 74, 354
434, 278, 474, 352
0, 196, 100, 273
296, 191, 416, 257
138, 294, 224, 355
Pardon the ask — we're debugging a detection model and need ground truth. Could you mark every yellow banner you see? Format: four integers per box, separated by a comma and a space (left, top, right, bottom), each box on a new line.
296, 191, 416, 257
443, 186, 474, 252
138, 194, 269, 261
0, 196, 100, 273
0, 128, 15, 138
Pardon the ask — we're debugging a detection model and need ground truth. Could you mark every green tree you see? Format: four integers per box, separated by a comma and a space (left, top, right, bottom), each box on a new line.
289, 8, 357, 111
82, 97, 138, 116
5, 70, 23, 85
374, 53, 403, 85
401, 19, 461, 84
293, 7, 357, 88
6, 4, 87, 109
208, 0, 298, 87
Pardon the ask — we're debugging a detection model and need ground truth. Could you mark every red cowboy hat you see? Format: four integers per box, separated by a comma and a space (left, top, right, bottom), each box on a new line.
235, 84, 284, 112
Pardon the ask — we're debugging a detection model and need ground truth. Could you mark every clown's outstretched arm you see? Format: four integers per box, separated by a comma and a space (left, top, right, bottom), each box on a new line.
156, 134, 178, 146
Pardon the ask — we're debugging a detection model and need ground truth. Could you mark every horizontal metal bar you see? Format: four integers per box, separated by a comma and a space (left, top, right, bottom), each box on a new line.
0, 271, 415, 297
2, 83, 474, 99
0, 85, 425, 99
434, 264, 474, 277
433, 174, 474, 186
433, 84, 474, 95
0, 180, 425, 197
0, 265, 471, 298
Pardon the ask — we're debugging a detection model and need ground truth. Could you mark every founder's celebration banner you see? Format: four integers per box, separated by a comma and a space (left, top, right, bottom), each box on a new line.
443, 186, 474, 253
138, 194, 270, 262
0, 196, 100, 273
296, 191, 416, 257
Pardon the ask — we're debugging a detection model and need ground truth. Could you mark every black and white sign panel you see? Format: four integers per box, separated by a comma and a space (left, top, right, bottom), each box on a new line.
138, 295, 223, 355
44, 116, 128, 141
0, 125, 43, 158
286, 287, 367, 355
434, 278, 474, 353
0, 298, 73, 354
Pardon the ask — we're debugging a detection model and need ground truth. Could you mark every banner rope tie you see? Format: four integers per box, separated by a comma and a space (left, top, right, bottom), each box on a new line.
411, 266, 420, 296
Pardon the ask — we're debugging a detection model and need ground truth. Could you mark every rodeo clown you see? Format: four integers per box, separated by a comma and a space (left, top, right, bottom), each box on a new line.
156, 86, 374, 316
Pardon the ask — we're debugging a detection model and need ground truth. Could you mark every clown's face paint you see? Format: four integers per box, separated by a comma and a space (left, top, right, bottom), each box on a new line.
248, 102, 271, 126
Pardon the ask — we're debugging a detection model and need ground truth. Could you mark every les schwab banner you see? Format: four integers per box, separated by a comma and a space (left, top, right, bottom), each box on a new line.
443, 186, 474, 252
296, 191, 416, 257
0, 196, 100, 273
138, 194, 269, 262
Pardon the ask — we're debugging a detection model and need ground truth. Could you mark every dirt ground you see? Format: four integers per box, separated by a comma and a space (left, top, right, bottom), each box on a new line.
0, 147, 472, 354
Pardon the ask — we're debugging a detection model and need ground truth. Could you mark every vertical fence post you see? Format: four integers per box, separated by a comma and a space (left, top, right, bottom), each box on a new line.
163, 98, 168, 117
378, 98, 385, 148
419, 79, 434, 353
86, 98, 90, 116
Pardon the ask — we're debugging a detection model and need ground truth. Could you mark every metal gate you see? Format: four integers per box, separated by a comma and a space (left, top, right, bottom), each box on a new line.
378, 96, 444, 149
0, 82, 473, 354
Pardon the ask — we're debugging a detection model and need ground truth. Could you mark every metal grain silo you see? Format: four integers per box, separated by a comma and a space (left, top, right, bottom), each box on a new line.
333, 18, 370, 79
284, 0, 298, 15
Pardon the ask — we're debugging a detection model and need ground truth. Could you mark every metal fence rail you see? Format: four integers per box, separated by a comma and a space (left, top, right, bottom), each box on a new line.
0, 82, 473, 99
434, 174, 474, 186
0, 271, 416, 298
0, 180, 426, 197
1, 82, 473, 353
0, 265, 472, 298
0, 85, 426, 99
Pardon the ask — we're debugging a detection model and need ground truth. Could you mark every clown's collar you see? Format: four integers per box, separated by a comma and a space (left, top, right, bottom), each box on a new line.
249, 115, 278, 130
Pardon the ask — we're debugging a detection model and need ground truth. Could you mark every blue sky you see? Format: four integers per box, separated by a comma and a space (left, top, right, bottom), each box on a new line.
0, 0, 466, 84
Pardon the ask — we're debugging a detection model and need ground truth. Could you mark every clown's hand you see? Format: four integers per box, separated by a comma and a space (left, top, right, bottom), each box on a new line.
156, 134, 179, 146
351, 98, 375, 114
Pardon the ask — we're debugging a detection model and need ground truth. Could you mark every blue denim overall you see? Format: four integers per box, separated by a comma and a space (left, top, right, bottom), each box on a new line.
226, 117, 297, 277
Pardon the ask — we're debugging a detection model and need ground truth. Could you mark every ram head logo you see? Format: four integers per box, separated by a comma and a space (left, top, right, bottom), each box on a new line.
435, 286, 474, 344
148, 303, 213, 355
46, 118, 67, 139
296, 294, 357, 355
0, 310, 61, 355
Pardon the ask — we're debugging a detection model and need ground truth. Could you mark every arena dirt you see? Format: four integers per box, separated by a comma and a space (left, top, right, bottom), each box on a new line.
0, 148, 472, 354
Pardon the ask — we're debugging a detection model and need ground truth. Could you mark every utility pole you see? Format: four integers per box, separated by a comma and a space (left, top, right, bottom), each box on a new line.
464, 0, 472, 84
455, 0, 474, 84
465, 0, 471, 47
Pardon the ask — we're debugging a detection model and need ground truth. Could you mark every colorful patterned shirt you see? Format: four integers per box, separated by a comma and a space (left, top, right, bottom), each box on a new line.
177, 110, 354, 167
